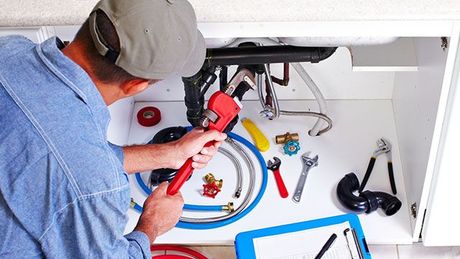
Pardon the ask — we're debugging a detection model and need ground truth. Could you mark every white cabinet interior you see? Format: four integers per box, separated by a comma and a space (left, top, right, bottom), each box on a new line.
125, 35, 457, 245
1, 21, 459, 245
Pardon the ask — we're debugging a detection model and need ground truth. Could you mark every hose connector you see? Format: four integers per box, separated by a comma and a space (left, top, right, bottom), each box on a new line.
222, 202, 235, 212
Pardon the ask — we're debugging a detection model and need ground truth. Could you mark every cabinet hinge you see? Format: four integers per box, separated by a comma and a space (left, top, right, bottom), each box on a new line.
441, 37, 448, 51
411, 202, 417, 218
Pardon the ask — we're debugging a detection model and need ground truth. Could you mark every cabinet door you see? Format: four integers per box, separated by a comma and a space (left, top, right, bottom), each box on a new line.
422, 26, 460, 246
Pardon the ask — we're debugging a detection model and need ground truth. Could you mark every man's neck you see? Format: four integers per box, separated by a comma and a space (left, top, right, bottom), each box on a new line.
61, 42, 119, 106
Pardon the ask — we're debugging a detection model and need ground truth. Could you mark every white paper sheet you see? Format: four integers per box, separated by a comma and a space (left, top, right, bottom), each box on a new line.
253, 222, 359, 259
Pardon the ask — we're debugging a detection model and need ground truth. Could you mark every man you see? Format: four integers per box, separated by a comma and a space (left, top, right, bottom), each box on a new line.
0, 0, 226, 258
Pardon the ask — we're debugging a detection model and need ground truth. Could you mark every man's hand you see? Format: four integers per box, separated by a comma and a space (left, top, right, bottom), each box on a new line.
169, 128, 227, 169
122, 128, 227, 174
134, 182, 184, 242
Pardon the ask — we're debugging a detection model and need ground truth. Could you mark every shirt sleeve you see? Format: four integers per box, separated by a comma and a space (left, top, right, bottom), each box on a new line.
108, 142, 125, 163
125, 231, 152, 258
39, 187, 152, 259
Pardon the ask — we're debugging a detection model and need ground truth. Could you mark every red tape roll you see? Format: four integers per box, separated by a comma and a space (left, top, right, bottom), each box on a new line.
137, 106, 161, 127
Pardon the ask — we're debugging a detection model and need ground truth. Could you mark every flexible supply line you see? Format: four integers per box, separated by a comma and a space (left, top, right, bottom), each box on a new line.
219, 146, 243, 198
133, 130, 268, 229
135, 173, 224, 212
279, 110, 333, 136
256, 73, 265, 109
290, 62, 328, 136
225, 37, 333, 135
135, 144, 243, 210
263, 64, 280, 119
177, 131, 267, 229
180, 137, 255, 224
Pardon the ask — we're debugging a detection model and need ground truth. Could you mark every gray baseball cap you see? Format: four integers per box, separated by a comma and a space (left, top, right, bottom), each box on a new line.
89, 0, 205, 80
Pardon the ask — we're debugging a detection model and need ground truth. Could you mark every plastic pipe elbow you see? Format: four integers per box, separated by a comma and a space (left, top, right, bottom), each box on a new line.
337, 173, 369, 213
337, 173, 401, 216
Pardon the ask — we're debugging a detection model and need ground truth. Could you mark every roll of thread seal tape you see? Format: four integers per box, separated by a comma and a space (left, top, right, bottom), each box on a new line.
137, 106, 161, 127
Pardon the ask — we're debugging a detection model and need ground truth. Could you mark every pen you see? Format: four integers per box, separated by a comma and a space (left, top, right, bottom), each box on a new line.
314, 233, 337, 259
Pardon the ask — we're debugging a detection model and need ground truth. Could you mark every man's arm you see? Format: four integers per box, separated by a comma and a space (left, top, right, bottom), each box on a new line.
122, 128, 227, 174
39, 187, 156, 258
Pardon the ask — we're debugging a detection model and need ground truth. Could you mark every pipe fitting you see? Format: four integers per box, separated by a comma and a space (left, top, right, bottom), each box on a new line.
222, 202, 235, 212
204, 173, 223, 189
275, 132, 299, 144
337, 173, 401, 216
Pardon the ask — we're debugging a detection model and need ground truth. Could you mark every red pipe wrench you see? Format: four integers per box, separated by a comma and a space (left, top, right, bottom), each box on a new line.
167, 69, 256, 195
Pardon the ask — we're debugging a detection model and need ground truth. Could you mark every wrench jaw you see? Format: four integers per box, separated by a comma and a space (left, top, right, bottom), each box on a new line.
362, 137, 397, 194
374, 138, 392, 158
301, 152, 319, 167
267, 156, 281, 171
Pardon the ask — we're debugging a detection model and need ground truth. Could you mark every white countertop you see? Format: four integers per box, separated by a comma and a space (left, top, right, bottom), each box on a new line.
1, 0, 460, 27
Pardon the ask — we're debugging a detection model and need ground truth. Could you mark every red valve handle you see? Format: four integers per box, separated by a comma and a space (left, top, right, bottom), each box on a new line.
273, 169, 289, 198
167, 92, 241, 196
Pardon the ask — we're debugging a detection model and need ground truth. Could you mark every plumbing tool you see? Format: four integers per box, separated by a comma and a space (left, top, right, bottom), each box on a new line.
267, 157, 289, 198
358, 138, 397, 195
167, 69, 256, 195
241, 118, 270, 152
293, 152, 319, 203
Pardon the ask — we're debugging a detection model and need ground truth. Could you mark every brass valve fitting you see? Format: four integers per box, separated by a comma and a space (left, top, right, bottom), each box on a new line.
222, 202, 234, 212
275, 132, 299, 144
204, 173, 223, 189
130, 198, 136, 208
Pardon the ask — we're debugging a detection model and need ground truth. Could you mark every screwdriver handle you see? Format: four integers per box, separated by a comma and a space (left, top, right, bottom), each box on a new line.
273, 169, 289, 198
167, 141, 214, 195
241, 118, 270, 152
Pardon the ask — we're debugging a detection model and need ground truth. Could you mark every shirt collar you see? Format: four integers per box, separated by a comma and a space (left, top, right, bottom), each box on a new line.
35, 37, 111, 132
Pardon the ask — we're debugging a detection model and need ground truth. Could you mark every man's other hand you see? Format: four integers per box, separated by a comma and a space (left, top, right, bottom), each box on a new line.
170, 128, 227, 169
134, 182, 184, 242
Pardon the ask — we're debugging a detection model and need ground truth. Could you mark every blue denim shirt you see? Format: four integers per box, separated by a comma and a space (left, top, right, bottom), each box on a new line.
0, 36, 151, 258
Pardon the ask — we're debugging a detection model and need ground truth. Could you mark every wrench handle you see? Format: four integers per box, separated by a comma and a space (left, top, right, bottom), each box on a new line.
388, 161, 397, 195
167, 141, 215, 195
358, 157, 376, 193
292, 171, 308, 203
272, 169, 289, 198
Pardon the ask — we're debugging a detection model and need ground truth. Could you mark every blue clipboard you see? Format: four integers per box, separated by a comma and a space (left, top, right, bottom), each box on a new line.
235, 214, 371, 259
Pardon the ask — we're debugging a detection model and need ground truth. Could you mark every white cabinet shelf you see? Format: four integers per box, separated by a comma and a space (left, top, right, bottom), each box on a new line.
126, 100, 413, 244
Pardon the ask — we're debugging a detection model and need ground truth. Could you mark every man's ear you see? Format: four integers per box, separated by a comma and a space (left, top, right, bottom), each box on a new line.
120, 79, 150, 97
